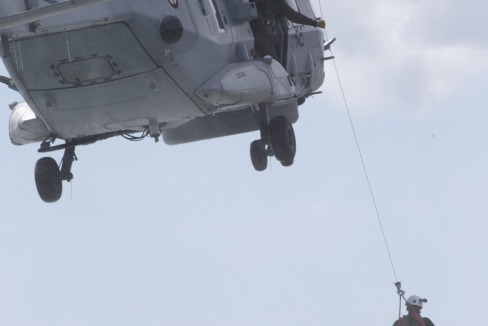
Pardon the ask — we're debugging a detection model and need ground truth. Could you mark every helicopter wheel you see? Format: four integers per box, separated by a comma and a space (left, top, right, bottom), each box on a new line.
35, 157, 62, 203
269, 116, 296, 166
280, 158, 294, 167
250, 140, 268, 171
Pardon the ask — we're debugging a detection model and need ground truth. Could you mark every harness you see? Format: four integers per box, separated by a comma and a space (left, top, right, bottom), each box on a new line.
398, 315, 427, 326
255, 16, 279, 35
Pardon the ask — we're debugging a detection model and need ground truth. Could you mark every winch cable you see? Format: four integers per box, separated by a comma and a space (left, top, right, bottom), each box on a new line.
327, 32, 398, 282
318, 1, 399, 283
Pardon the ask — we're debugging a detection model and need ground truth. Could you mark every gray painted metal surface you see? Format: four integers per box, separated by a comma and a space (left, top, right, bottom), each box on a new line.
1, 0, 325, 145
0, 0, 113, 29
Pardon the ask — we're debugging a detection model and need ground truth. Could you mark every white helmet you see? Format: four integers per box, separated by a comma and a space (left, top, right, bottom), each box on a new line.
406, 295, 423, 307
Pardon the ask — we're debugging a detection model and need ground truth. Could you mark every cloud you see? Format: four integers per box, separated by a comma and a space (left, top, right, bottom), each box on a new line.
324, 0, 488, 115
412, 0, 488, 48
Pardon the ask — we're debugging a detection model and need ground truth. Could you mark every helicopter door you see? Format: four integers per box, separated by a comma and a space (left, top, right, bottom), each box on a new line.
279, 0, 317, 68
274, 17, 288, 67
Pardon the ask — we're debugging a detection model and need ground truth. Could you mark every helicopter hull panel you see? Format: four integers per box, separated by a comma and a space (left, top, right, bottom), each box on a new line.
3, 22, 203, 140
29, 68, 201, 139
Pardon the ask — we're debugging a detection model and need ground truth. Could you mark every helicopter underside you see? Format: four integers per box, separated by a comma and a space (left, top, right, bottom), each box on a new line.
6, 22, 205, 141
5, 20, 299, 146
0, 0, 327, 202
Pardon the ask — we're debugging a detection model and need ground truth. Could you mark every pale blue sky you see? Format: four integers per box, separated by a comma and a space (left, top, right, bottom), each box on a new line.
1, 0, 487, 325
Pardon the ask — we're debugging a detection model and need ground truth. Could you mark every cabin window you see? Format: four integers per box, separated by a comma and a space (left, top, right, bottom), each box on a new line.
308, 0, 322, 19
288, 0, 299, 13
289, 0, 317, 26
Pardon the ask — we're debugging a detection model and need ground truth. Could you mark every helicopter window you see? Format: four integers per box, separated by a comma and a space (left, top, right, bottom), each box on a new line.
308, 0, 321, 18
289, 0, 316, 26
209, 0, 226, 33
288, 0, 299, 13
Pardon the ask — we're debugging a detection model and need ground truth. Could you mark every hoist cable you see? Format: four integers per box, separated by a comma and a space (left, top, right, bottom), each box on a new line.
322, 27, 399, 282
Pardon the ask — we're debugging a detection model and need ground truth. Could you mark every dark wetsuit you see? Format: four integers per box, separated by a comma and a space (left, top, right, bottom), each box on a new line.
392, 316, 435, 326
250, 0, 318, 58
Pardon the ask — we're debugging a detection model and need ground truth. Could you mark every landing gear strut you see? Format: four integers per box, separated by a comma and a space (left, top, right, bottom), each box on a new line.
250, 104, 296, 171
34, 145, 77, 203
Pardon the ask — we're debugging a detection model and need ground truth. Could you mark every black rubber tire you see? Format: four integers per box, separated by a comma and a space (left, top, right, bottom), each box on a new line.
250, 140, 268, 171
35, 157, 62, 203
269, 116, 296, 163
281, 158, 294, 167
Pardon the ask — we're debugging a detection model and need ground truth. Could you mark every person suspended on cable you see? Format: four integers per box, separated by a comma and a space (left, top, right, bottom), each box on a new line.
393, 295, 435, 326
250, 0, 326, 59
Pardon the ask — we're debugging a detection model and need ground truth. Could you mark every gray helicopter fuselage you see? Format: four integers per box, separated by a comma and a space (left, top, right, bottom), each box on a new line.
0, 0, 325, 145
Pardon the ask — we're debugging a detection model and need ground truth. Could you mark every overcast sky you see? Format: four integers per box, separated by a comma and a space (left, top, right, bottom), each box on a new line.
1, 0, 487, 325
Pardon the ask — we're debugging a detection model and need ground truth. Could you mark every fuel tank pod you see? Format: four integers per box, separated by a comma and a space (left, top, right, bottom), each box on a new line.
9, 102, 50, 145
195, 57, 295, 111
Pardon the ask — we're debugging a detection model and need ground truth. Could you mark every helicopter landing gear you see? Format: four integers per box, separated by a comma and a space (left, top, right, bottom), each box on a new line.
250, 139, 268, 171
250, 104, 296, 171
35, 157, 62, 203
35, 146, 77, 203
269, 115, 296, 166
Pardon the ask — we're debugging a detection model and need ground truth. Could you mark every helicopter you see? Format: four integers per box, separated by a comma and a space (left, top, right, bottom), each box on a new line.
0, 0, 334, 202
